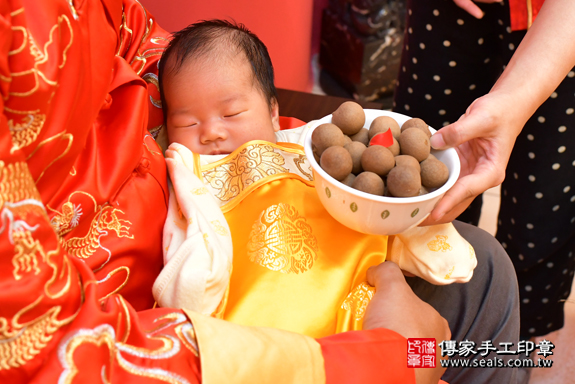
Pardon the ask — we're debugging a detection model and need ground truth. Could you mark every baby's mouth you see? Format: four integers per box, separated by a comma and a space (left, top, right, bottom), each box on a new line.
209, 148, 229, 155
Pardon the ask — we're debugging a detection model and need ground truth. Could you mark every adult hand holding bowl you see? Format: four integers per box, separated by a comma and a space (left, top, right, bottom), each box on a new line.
304, 108, 460, 236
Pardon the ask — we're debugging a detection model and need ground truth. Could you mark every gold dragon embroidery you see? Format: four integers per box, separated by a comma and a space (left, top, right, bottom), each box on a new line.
63, 206, 133, 259
0, 161, 42, 208
12, 229, 42, 280
0, 303, 75, 370
7, 113, 46, 154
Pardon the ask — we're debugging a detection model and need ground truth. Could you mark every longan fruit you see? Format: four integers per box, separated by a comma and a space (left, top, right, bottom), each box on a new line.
401, 118, 431, 138
369, 116, 401, 140
343, 135, 352, 145
311, 123, 345, 156
332, 101, 365, 136
352, 171, 385, 196
395, 155, 421, 172
313, 148, 320, 163
341, 173, 356, 187
361, 145, 395, 177
344, 141, 367, 175
320, 146, 353, 181
398, 128, 430, 162
387, 166, 422, 197
420, 158, 449, 189
350, 128, 369, 146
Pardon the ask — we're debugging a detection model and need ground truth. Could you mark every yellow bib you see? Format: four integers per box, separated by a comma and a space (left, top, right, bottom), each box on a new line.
195, 140, 387, 338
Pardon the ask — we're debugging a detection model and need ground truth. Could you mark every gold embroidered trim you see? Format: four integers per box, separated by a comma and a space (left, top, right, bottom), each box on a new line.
203, 143, 290, 203
26, 131, 74, 184
97, 266, 131, 303
341, 282, 375, 321
116, 11, 134, 57
9, 15, 73, 97
142, 72, 162, 108
59, 322, 191, 384
201, 140, 305, 171
293, 154, 313, 181
174, 323, 199, 357
4, 106, 40, 115
10, 8, 24, 17
65, 0, 79, 20
143, 134, 162, 156
247, 203, 319, 274
527, 0, 533, 29
427, 235, 453, 252
8, 26, 27, 56
196, 141, 312, 212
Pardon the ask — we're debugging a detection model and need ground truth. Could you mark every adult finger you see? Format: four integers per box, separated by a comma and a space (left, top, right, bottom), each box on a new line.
453, 0, 485, 19
427, 170, 499, 223
430, 116, 486, 150
420, 195, 476, 226
366, 261, 404, 291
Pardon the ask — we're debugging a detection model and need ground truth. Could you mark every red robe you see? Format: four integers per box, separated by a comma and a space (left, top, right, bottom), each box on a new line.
0, 0, 414, 382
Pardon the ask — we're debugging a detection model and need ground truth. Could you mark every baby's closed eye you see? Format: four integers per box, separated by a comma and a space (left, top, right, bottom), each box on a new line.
224, 110, 246, 118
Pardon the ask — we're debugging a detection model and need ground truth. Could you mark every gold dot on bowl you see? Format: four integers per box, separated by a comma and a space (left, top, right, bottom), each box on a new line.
381, 210, 390, 219
350, 202, 358, 212
325, 187, 331, 198
411, 208, 419, 217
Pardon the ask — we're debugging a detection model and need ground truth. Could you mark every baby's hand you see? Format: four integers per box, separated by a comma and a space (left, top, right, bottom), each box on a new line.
363, 262, 449, 384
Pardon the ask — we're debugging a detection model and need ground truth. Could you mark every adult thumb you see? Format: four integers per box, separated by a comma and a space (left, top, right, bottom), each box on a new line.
430, 118, 475, 150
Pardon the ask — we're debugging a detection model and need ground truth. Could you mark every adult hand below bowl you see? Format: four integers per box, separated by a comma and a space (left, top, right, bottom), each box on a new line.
304, 109, 460, 236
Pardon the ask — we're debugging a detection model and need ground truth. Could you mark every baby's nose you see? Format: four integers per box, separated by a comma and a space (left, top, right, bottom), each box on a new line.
200, 120, 227, 143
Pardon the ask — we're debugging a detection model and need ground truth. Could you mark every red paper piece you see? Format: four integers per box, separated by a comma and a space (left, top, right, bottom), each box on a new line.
370, 128, 394, 147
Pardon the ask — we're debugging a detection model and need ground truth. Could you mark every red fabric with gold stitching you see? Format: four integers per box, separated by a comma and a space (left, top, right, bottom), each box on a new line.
0, 1, 414, 382
509, 0, 545, 31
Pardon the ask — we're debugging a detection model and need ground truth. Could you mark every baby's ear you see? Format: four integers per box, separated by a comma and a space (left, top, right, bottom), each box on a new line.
270, 98, 280, 132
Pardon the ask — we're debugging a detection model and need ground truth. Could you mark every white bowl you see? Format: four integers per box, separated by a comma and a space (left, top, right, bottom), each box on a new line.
304, 109, 460, 235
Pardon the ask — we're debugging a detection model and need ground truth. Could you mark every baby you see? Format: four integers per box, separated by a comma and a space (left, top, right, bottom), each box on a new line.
153, 20, 476, 338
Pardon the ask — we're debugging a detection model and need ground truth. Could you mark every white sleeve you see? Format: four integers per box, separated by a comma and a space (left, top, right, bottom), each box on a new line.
152, 143, 233, 315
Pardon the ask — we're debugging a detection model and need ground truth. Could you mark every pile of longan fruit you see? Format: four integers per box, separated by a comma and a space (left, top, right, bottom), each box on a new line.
311, 101, 449, 197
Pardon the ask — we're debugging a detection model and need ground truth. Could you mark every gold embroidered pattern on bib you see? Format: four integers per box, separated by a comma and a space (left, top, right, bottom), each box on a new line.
341, 282, 375, 321
247, 203, 318, 274
203, 144, 289, 203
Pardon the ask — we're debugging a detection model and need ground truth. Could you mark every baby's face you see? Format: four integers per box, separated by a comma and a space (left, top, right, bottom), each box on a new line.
164, 55, 280, 155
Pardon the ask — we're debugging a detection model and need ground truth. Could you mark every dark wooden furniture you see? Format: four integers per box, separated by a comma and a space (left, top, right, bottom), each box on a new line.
276, 88, 383, 123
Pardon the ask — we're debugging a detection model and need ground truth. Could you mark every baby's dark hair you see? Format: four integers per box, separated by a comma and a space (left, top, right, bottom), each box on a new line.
158, 19, 277, 121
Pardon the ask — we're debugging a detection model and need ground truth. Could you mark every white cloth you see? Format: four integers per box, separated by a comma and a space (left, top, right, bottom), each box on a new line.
152, 144, 233, 315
